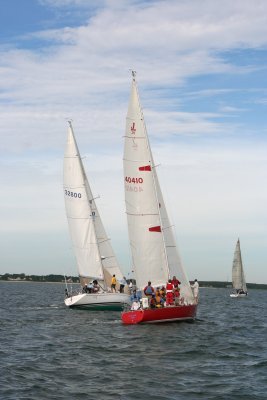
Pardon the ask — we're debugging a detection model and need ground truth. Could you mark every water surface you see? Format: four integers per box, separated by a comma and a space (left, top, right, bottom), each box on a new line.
0, 282, 266, 399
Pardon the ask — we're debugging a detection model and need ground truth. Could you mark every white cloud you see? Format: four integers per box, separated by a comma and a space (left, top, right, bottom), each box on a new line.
0, 0, 266, 281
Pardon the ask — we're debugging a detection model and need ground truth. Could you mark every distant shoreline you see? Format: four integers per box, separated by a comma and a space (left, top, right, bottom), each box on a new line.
0, 276, 266, 289
0, 280, 80, 284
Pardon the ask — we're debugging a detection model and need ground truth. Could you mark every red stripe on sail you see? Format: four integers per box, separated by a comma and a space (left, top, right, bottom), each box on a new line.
149, 226, 161, 232
139, 165, 151, 171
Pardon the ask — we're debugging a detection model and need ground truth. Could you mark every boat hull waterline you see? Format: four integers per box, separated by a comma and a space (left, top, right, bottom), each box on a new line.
121, 304, 197, 324
230, 293, 248, 298
65, 292, 131, 310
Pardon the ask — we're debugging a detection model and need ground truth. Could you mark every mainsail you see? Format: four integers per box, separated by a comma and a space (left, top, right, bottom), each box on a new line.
63, 122, 123, 287
123, 73, 194, 303
232, 239, 247, 292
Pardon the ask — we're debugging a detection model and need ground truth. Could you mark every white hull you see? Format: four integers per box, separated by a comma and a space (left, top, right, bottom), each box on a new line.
230, 293, 248, 298
65, 292, 131, 309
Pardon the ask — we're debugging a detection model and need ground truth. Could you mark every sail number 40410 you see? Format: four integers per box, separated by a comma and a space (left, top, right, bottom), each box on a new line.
65, 190, 82, 198
125, 177, 143, 184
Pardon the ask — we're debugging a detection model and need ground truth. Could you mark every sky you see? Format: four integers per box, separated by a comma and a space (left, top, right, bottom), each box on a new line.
0, 0, 266, 283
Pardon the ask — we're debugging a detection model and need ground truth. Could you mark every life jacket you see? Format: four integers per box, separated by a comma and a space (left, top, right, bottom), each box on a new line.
155, 294, 162, 304
166, 282, 173, 292
144, 285, 154, 295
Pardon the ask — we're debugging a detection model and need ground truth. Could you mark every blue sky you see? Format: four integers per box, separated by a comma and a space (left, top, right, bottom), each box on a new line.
0, 0, 266, 283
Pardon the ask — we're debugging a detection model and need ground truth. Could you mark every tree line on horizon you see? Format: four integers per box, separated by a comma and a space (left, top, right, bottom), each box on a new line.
0, 273, 266, 289
0, 273, 79, 283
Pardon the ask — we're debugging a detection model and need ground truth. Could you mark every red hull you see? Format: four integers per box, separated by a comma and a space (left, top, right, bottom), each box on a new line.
121, 304, 197, 325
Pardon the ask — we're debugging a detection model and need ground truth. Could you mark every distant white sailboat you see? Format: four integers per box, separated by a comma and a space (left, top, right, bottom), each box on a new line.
121, 72, 197, 324
63, 121, 130, 309
230, 239, 248, 298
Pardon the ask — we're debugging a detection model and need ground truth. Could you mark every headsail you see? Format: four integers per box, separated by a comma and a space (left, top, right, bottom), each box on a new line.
232, 239, 247, 292
63, 122, 123, 287
123, 74, 194, 303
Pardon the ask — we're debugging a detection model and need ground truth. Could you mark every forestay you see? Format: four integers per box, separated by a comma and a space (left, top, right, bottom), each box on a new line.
63, 122, 123, 287
123, 74, 194, 303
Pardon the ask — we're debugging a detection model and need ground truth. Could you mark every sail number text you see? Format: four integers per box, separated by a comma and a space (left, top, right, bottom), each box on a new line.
125, 176, 143, 184
65, 190, 82, 198
125, 185, 143, 192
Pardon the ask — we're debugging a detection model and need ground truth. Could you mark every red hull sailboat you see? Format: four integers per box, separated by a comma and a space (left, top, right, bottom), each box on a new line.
122, 304, 197, 325
121, 72, 197, 324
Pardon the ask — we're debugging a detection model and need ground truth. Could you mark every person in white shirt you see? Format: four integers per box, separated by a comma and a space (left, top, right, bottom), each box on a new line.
191, 279, 199, 303
119, 276, 127, 293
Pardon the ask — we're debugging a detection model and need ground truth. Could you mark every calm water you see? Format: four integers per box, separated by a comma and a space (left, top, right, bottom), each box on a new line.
0, 282, 266, 400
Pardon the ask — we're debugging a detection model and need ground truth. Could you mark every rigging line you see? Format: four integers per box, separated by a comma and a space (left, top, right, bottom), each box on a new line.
123, 158, 149, 162
63, 185, 84, 189
100, 255, 115, 260
126, 212, 159, 216
67, 217, 97, 220
89, 195, 100, 203
73, 245, 99, 249
105, 264, 123, 270
162, 224, 175, 230
97, 238, 111, 244
124, 135, 146, 139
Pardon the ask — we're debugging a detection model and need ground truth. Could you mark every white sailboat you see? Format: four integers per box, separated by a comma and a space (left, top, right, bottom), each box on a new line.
121, 72, 196, 324
63, 121, 130, 309
230, 239, 248, 298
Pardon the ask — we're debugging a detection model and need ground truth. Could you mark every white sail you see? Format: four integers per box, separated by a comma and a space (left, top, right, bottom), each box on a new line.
63, 122, 123, 287
232, 239, 247, 292
123, 73, 194, 303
